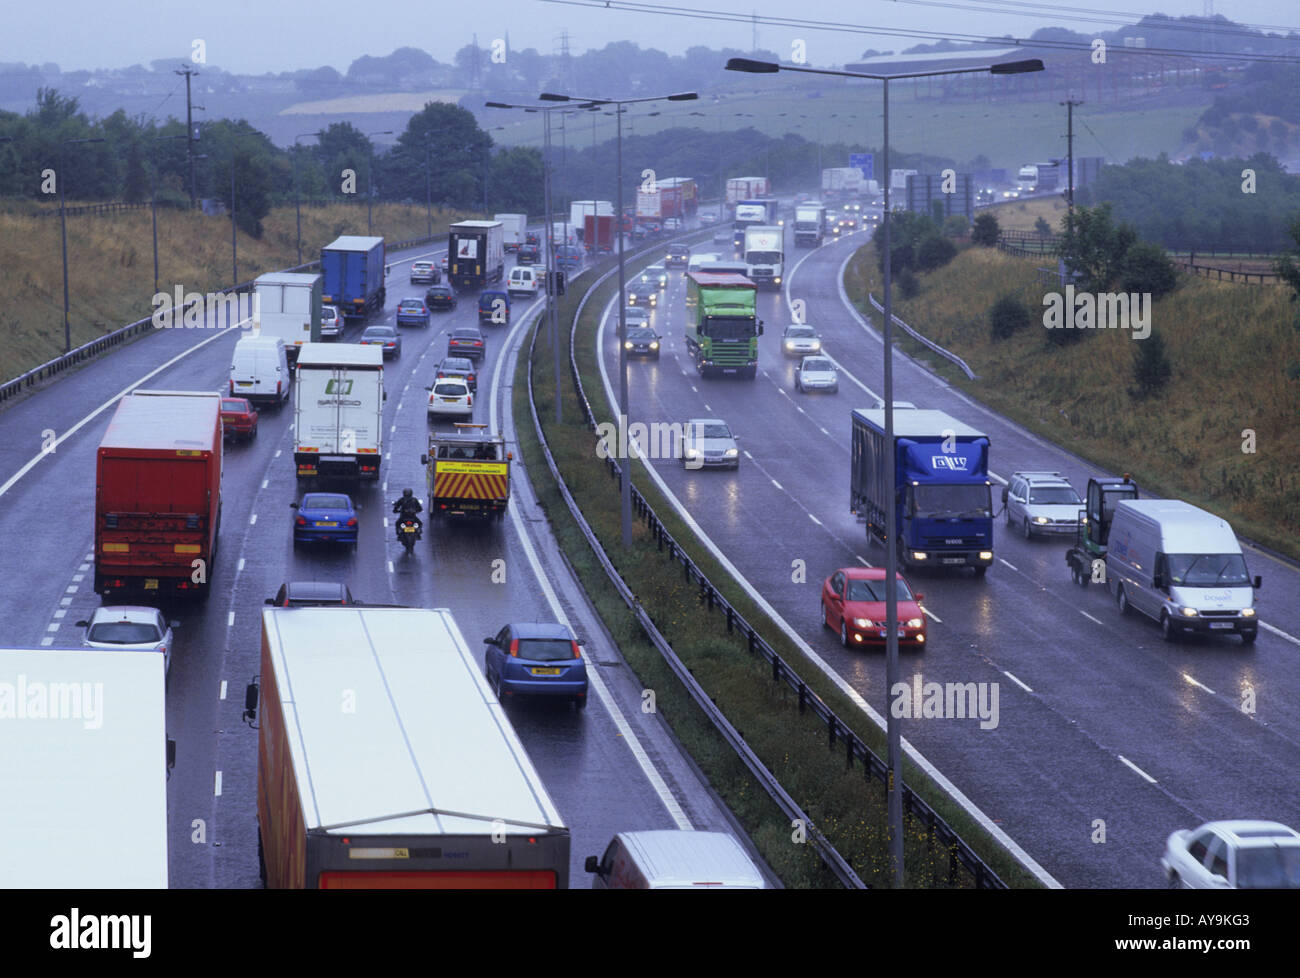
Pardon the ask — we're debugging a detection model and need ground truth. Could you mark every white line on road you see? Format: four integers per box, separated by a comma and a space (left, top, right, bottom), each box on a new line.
1182, 674, 1216, 695
214, 771, 223, 796
1004, 671, 1033, 693
1080, 610, 1103, 625
808, 513, 822, 525
219, 680, 228, 700
1118, 755, 1158, 784
227, 612, 235, 628
248, 514, 257, 525
998, 558, 1018, 572
237, 558, 245, 572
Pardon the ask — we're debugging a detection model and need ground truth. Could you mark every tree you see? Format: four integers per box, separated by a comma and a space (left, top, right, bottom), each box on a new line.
1130, 330, 1173, 399
915, 233, 957, 271
391, 103, 491, 208
1120, 241, 1178, 298
1034, 216, 1052, 237
896, 267, 920, 300
1057, 202, 1137, 292
989, 292, 1030, 340
942, 214, 969, 237
122, 138, 148, 203
971, 212, 999, 246
488, 146, 543, 215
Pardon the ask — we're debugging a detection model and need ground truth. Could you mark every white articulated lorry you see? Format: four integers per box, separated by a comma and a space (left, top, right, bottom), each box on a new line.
293, 342, 385, 486
0, 648, 169, 887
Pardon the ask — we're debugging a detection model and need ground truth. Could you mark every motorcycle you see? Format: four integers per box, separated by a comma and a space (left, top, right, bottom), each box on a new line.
396, 517, 421, 555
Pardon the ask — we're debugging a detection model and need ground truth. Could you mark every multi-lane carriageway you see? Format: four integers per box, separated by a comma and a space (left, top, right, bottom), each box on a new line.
597, 214, 1300, 888
0, 231, 777, 889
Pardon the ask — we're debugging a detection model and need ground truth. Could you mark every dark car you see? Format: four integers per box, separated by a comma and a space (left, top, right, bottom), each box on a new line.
448, 326, 486, 362
517, 244, 540, 265
266, 581, 356, 607
219, 397, 258, 441
478, 290, 511, 325
665, 244, 690, 268
483, 621, 589, 709
625, 326, 661, 359
426, 285, 457, 310
291, 492, 358, 548
525, 231, 540, 247
395, 297, 431, 328
435, 355, 477, 393
360, 324, 401, 358
626, 282, 657, 307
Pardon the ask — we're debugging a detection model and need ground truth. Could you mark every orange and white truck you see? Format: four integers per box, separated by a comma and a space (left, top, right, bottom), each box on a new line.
419, 423, 510, 521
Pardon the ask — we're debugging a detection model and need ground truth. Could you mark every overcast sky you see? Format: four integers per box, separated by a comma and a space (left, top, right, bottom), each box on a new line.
5, 0, 1298, 74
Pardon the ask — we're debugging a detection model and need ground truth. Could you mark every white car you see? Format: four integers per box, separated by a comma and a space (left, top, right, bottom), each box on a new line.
76, 606, 175, 674
320, 304, 342, 338
781, 324, 822, 357
683, 418, 739, 470
623, 307, 650, 329
1162, 820, 1300, 888
1002, 470, 1083, 539
427, 377, 473, 419
795, 356, 838, 393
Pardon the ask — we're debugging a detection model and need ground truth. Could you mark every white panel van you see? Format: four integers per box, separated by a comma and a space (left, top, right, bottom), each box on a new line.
1106, 499, 1261, 643
230, 336, 290, 408
507, 266, 539, 297
584, 831, 767, 889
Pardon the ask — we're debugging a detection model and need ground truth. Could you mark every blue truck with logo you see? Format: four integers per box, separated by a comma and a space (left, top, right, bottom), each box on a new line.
320, 235, 386, 321
850, 408, 994, 575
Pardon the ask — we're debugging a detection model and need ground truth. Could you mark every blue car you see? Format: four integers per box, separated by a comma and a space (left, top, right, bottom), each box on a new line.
483, 622, 588, 709
395, 297, 431, 328
478, 290, 511, 325
291, 492, 358, 548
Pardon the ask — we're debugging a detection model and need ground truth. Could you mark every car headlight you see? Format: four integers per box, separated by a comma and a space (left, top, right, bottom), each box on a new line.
853, 618, 875, 629
905, 618, 924, 629
624, 341, 633, 349
1033, 516, 1049, 524
685, 448, 702, 459
724, 448, 738, 457
809, 341, 821, 350
784, 340, 795, 348
649, 341, 659, 349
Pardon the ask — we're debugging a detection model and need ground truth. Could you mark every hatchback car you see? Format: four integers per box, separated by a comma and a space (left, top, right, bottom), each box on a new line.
627, 282, 657, 306
478, 290, 511, 325
1002, 471, 1083, 539
448, 327, 486, 362
320, 304, 343, 338
434, 356, 477, 393
1162, 820, 1300, 889
291, 492, 358, 548
821, 568, 927, 649
219, 397, 258, 441
426, 377, 473, 419
517, 244, 540, 265
626, 326, 661, 359
395, 298, 430, 329
623, 306, 650, 329
360, 324, 401, 358
266, 581, 356, 607
76, 606, 176, 674
795, 356, 838, 393
426, 285, 457, 311
665, 244, 690, 268
409, 260, 440, 284
483, 622, 589, 709
781, 324, 822, 357
641, 265, 668, 290
683, 418, 739, 470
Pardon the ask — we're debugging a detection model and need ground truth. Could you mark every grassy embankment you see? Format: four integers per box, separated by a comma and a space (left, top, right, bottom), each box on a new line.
513, 248, 1042, 888
843, 229, 1300, 560
0, 201, 477, 381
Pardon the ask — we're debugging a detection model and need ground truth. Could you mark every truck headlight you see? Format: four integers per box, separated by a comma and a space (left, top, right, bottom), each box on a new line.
1179, 606, 1200, 617
685, 448, 701, 459
1241, 607, 1256, 618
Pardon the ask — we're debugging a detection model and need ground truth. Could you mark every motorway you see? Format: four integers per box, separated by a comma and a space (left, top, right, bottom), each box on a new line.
0, 232, 774, 888
595, 215, 1300, 888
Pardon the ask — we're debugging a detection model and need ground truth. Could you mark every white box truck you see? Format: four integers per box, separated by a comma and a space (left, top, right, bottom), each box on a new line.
742, 225, 784, 289
1106, 499, 1262, 644
249, 607, 570, 888
0, 648, 169, 888
821, 167, 864, 199
494, 213, 527, 252
793, 203, 827, 247
252, 272, 322, 366
293, 342, 384, 485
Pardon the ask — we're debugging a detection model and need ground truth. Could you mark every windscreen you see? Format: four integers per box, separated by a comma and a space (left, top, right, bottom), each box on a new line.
1167, 553, 1251, 587
703, 317, 756, 340
1028, 486, 1082, 505
304, 495, 349, 509
516, 638, 575, 662
88, 622, 160, 644
693, 424, 732, 440
911, 484, 991, 520
747, 251, 782, 263
847, 578, 914, 602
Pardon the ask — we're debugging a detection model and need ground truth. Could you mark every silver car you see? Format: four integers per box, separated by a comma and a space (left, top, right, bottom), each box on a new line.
76, 606, 176, 674
320, 304, 342, 338
683, 418, 739, 470
795, 356, 838, 393
1002, 470, 1083, 539
623, 306, 650, 329
1162, 820, 1300, 888
781, 324, 822, 357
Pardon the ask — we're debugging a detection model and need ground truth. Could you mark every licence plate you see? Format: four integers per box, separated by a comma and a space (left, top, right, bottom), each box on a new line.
530, 667, 562, 676
878, 628, 907, 638
942, 557, 965, 565
235, 380, 251, 386
144, 579, 158, 590
316, 521, 338, 527
442, 397, 458, 403
1209, 622, 1234, 629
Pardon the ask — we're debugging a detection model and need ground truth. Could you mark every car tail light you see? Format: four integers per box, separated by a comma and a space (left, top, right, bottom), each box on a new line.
467, 394, 473, 405
296, 517, 307, 526
508, 639, 519, 657
571, 641, 582, 659
346, 518, 357, 527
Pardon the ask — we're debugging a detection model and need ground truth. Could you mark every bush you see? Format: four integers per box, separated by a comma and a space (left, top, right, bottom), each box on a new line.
943, 214, 970, 237
896, 267, 920, 299
1120, 241, 1178, 298
914, 233, 957, 272
971, 212, 999, 247
989, 292, 1030, 340
1130, 329, 1173, 398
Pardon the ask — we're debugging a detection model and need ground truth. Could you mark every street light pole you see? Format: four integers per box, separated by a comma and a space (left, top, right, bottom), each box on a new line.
59, 136, 106, 353
294, 131, 321, 266
366, 130, 393, 235
727, 54, 1044, 887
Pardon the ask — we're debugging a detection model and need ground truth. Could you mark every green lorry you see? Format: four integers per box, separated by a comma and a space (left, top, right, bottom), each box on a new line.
683, 271, 763, 378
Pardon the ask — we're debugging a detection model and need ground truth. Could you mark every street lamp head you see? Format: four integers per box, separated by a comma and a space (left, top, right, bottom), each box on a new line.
538, 92, 569, 102
990, 59, 1045, 75
485, 101, 513, 109
725, 58, 779, 74
666, 92, 698, 101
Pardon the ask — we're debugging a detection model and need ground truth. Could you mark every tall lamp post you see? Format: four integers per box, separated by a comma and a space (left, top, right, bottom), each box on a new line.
294, 130, 321, 266
539, 89, 698, 549
726, 54, 1044, 887
59, 135, 106, 353
366, 130, 393, 235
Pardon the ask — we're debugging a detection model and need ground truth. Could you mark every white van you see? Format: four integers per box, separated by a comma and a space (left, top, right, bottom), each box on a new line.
230, 336, 290, 408
584, 831, 767, 889
1106, 499, 1261, 643
507, 266, 539, 297
686, 253, 721, 275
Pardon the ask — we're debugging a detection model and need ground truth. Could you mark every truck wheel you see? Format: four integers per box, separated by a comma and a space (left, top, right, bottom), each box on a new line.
1005, 505, 1013, 528
1241, 631, 1257, 645
1116, 584, 1131, 616
1070, 563, 1087, 588
1160, 612, 1178, 642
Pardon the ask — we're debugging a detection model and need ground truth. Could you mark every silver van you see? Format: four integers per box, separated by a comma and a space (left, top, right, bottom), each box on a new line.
1106, 499, 1260, 643
584, 830, 767, 889
229, 336, 290, 408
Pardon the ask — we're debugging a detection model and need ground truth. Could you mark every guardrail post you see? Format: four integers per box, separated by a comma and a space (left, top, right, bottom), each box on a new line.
725, 607, 733, 633
797, 681, 806, 713
828, 716, 837, 749
846, 735, 854, 770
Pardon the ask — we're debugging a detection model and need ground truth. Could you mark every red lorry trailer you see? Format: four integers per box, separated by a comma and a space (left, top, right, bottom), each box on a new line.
94, 390, 222, 599
583, 214, 614, 252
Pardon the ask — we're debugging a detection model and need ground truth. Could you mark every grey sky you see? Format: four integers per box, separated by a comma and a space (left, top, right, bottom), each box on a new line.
5, 1, 1298, 75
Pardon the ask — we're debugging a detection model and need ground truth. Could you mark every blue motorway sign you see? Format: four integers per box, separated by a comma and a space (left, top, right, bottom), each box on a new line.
849, 153, 874, 180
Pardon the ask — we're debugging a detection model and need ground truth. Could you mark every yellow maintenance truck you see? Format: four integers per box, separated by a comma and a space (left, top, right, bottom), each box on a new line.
419, 423, 511, 520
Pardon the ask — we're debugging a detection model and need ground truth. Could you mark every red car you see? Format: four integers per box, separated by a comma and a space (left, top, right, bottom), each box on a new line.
220, 397, 259, 441
821, 567, 927, 648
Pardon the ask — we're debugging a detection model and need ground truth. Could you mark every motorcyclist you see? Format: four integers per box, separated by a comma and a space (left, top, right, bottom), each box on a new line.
392, 488, 423, 535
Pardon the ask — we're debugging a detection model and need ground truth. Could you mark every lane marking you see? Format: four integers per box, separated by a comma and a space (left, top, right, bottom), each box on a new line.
1183, 674, 1215, 695
1118, 755, 1157, 784
219, 680, 228, 700
214, 771, 223, 796
1004, 670, 1033, 693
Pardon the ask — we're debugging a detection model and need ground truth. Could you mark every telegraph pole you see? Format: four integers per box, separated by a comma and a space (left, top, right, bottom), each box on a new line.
1061, 98, 1083, 237
175, 65, 199, 208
